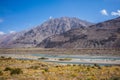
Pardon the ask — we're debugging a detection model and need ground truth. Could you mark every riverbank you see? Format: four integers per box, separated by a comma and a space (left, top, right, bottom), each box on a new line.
0, 53, 120, 65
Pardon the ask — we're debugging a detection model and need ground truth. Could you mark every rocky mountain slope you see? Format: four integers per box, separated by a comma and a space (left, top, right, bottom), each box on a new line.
37, 17, 120, 48
0, 17, 92, 48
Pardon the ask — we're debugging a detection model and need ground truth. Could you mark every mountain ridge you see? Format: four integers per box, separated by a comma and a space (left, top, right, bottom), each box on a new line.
0, 17, 92, 48
37, 17, 120, 48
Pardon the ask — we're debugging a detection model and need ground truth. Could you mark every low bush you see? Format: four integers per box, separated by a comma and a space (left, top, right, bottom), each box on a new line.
110, 76, 120, 80
0, 71, 3, 76
59, 58, 72, 61
94, 63, 101, 69
4, 67, 23, 75
43, 67, 49, 72
29, 66, 40, 69
0, 56, 5, 59
10, 68, 23, 75
4, 67, 12, 71
38, 57, 48, 60
7, 57, 12, 60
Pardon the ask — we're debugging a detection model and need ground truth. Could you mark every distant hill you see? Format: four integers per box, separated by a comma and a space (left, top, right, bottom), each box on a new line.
0, 17, 92, 48
37, 17, 120, 48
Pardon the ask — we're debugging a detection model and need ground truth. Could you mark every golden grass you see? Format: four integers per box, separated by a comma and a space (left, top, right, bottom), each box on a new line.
0, 57, 120, 80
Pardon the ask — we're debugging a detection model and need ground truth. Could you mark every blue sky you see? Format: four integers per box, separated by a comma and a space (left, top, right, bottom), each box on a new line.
0, 0, 120, 34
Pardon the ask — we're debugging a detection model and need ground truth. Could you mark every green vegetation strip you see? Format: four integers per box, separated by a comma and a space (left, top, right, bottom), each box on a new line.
58, 58, 72, 61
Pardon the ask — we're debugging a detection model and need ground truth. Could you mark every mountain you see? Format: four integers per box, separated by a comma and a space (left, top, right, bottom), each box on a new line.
0, 17, 92, 48
0, 31, 27, 48
37, 17, 120, 48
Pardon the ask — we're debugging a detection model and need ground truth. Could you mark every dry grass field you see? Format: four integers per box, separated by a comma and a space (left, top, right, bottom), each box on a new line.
0, 57, 120, 80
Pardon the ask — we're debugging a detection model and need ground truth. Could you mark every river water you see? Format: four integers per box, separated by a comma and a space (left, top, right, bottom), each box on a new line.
0, 53, 120, 65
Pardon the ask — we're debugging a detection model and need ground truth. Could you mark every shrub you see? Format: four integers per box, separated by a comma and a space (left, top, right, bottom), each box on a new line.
94, 63, 101, 69
73, 64, 76, 66
10, 68, 23, 75
0, 56, 12, 60
7, 57, 12, 60
0, 71, 3, 76
0, 56, 5, 59
58, 58, 72, 61
4, 67, 23, 75
4, 67, 12, 71
44, 67, 49, 72
67, 64, 71, 66
38, 57, 48, 60
29, 66, 40, 69
110, 76, 120, 80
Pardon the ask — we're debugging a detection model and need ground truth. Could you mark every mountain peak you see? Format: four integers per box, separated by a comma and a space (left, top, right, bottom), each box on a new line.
0, 17, 92, 48
40, 17, 93, 29
37, 17, 120, 48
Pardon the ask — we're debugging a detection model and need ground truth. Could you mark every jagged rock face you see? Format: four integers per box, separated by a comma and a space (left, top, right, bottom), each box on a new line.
0, 17, 92, 48
37, 17, 120, 48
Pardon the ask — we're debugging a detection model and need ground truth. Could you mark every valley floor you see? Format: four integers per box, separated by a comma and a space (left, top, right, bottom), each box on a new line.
0, 48, 120, 56
0, 48, 120, 80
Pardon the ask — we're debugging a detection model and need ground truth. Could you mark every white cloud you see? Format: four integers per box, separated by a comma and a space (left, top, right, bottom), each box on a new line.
0, 31, 5, 35
9, 31, 16, 34
0, 19, 3, 23
111, 10, 120, 16
49, 16, 53, 19
100, 9, 108, 16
